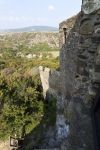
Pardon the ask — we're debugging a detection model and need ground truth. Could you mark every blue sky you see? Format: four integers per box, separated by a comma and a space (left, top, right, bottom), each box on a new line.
0, 0, 82, 29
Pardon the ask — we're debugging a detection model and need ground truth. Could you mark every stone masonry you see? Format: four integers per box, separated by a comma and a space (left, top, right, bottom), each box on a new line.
39, 66, 60, 100
58, 0, 100, 149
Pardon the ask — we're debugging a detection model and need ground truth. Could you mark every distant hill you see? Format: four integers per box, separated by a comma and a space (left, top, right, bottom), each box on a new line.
0, 32, 59, 50
0, 26, 58, 33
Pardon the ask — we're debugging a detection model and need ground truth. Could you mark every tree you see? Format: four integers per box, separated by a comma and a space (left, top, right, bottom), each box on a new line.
0, 73, 44, 139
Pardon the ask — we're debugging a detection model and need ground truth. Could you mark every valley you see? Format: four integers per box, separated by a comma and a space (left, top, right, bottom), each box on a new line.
0, 31, 59, 150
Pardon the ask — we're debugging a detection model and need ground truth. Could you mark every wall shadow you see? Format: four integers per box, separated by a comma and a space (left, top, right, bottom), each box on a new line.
21, 94, 57, 150
92, 88, 100, 150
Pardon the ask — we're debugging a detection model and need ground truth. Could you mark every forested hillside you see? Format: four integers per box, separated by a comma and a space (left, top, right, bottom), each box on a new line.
0, 32, 59, 146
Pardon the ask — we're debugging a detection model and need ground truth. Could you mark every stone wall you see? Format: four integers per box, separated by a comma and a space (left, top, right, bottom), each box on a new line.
58, 0, 100, 149
39, 66, 60, 100
30, 1, 100, 149
59, 15, 77, 49
82, 0, 100, 14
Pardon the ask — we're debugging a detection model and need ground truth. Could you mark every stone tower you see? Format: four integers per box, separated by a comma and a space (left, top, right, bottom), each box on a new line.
58, 0, 100, 149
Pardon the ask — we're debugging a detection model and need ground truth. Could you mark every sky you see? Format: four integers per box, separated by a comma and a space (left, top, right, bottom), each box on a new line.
0, 0, 82, 29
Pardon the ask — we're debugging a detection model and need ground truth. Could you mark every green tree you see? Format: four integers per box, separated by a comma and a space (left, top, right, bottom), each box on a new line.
0, 73, 44, 139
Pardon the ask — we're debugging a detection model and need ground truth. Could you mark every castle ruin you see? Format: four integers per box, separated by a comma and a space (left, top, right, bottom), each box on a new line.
24, 0, 100, 149
58, 0, 100, 149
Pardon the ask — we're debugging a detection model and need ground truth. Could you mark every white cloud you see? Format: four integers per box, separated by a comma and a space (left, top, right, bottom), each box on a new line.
48, 5, 55, 11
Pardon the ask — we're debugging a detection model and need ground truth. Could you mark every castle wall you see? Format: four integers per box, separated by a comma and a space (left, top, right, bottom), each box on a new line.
58, 1, 100, 149
39, 66, 60, 100
59, 16, 77, 49
37, 1, 100, 149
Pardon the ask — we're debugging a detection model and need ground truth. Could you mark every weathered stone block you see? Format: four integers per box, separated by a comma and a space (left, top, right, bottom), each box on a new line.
78, 54, 88, 60
94, 65, 100, 72
88, 86, 96, 96
97, 9, 100, 15
94, 27, 100, 34
97, 44, 100, 54
82, 0, 100, 14
77, 60, 87, 67
92, 33, 100, 42
96, 55, 100, 64
77, 66, 88, 76
92, 72, 100, 83
80, 20, 93, 35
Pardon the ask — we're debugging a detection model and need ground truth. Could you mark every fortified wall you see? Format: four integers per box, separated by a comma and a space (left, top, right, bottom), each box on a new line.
58, 0, 100, 149
39, 66, 60, 100
59, 15, 77, 49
